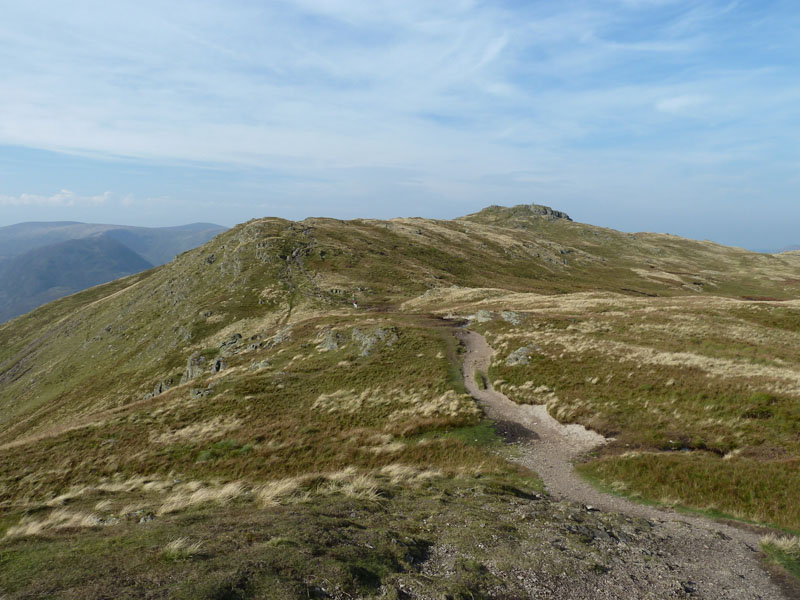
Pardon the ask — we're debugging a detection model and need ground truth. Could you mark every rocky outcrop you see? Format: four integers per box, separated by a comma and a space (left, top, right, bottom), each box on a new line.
525, 204, 572, 221
352, 327, 399, 357
219, 333, 242, 356
180, 352, 206, 384
267, 326, 292, 348
317, 329, 343, 352
505, 346, 532, 366
249, 359, 271, 371
461, 203, 573, 226
472, 310, 493, 323
145, 377, 175, 399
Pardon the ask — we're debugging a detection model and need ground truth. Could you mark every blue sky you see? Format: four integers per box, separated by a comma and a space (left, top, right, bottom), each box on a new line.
1, 0, 798, 250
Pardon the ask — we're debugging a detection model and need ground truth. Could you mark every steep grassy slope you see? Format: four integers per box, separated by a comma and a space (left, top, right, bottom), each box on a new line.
1, 205, 799, 597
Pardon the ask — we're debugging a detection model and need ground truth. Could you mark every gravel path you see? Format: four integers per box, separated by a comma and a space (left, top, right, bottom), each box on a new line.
458, 328, 793, 600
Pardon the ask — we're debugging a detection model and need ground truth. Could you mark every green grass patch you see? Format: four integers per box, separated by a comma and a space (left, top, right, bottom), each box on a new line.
577, 453, 800, 530
761, 536, 800, 580
411, 420, 502, 448
475, 369, 488, 390
196, 440, 254, 463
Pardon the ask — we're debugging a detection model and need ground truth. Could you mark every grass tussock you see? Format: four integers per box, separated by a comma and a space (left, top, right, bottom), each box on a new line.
311, 387, 480, 423
256, 464, 440, 507
42, 476, 174, 508
761, 534, 800, 580
5, 464, 449, 539
149, 416, 244, 445
5, 509, 102, 538
157, 481, 245, 515
160, 537, 204, 561
761, 534, 800, 554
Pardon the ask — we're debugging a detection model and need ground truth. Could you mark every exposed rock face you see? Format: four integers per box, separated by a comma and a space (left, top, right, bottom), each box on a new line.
473, 310, 493, 323
501, 311, 522, 325
180, 352, 206, 384
460, 203, 572, 227
219, 333, 243, 356
317, 329, 343, 352
145, 377, 175, 399
505, 346, 532, 366
267, 326, 292, 348
351, 327, 399, 357
526, 204, 572, 221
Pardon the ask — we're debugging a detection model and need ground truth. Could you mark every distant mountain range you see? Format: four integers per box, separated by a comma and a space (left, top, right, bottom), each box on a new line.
0, 222, 226, 322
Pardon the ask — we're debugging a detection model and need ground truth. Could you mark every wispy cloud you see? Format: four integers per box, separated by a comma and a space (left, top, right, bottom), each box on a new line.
0, 1, 799, 247
2, 1, 790, 169
0, 190, 110, 207
655, 94, 709, 114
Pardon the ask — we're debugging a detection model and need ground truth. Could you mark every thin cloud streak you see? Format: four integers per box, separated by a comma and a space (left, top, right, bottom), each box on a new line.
0, 190, 110, 207
0, 1, 798, 248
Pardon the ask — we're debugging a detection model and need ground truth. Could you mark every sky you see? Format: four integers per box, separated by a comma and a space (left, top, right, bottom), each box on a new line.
1, 0, 798, 250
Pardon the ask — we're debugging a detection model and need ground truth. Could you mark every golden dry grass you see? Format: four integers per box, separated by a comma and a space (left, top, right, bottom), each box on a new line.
761, 534, 800, 554
5, 509, 102, 538
311, 387, 480, 423
160, 537, 204, 560
4, 463, 449, 539
157, 481, 245, 515
149, 416, 244, 445
255, 464, 440, 507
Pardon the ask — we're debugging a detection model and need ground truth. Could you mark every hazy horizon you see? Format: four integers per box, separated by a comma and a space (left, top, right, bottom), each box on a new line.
1, 205, 794, 254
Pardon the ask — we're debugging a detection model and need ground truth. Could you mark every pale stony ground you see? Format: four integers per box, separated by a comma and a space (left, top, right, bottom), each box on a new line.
458, 328, 790, 600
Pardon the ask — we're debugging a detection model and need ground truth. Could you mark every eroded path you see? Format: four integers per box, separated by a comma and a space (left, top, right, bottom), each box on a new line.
458, 328, 792, 600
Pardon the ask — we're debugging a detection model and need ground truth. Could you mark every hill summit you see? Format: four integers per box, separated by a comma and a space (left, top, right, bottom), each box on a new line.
462, 203, 572, 226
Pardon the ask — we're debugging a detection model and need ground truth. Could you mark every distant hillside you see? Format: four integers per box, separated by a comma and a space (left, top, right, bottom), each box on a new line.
100, 223, 228, 266
0, 235, 153, 323
0, 221, 226, 266
0, 221, 226, 322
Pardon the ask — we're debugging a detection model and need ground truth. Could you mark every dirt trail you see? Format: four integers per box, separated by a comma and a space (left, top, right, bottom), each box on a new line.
458, 328, 794, 600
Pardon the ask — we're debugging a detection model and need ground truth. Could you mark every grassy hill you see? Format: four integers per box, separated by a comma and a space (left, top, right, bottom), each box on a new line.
1, 205, 799, 598
0, 221, 226, 322
0, 235, 153, 323
0, 221, 226, 266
